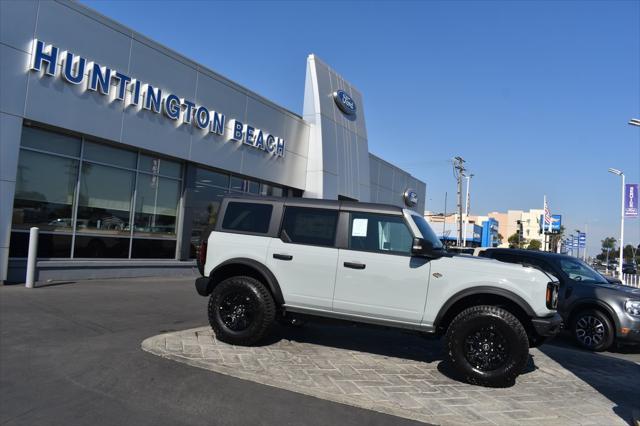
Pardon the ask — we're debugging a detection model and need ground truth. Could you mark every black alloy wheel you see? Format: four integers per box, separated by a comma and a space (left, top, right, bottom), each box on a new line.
208, 276, 276, 346
218, 290, 257, 332
445, 305, 529, 387
463, 325, 510, 371
571, 309, 614, 352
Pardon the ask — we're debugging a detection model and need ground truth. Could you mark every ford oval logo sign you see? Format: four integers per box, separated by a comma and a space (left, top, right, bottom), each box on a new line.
403, 189, 418, 208
333, 90, 356, 115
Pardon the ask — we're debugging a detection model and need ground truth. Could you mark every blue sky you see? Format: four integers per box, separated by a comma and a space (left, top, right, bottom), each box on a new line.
82, 0, 639, 255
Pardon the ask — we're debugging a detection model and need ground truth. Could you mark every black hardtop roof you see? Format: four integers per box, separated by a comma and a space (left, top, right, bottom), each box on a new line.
222, 194, 405, 215
483, 248, 576, 261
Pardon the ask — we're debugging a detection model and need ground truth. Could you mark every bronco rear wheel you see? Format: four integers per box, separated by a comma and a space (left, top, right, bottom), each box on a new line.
445, 305, 529, 387
208, 276, 275, 346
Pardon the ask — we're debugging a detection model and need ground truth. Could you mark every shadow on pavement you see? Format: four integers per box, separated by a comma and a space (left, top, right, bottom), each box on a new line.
263, 318, 539, 387
539, 343, 640, 425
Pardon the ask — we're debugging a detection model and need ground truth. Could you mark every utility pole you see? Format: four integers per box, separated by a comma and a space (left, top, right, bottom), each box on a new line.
453, 157, 466, 247
442, 191, 448, 242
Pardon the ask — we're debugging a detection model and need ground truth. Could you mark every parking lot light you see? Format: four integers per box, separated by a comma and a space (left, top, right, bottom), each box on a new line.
629, 118, 640, 127
608, 168, 625, 277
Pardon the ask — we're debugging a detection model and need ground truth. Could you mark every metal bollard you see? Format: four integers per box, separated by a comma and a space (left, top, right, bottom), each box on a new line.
25, 227, 39, 288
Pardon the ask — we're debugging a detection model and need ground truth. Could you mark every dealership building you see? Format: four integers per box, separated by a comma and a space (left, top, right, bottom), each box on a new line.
0, 0, 426, 283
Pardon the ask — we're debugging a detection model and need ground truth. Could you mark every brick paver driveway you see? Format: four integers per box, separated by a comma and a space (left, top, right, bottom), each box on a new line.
142, 321, 639, 426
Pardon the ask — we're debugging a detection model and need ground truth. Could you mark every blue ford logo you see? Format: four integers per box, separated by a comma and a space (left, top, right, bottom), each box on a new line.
403, 189, 418, 207
333, 90, 356, 115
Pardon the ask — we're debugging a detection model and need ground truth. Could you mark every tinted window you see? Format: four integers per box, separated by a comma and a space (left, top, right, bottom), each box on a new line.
349, 213, 412, 254
221, 202, 272, 234
411, 214, 443, 250
558, 258, 607, 284
281, 207, 338, 247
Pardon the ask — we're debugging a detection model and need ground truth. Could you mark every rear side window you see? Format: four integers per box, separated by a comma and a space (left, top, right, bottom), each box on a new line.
280, 207, 338, 247
221, 202, 272, 234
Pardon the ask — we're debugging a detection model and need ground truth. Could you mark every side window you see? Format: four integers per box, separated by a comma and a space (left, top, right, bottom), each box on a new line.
280, 207, 338, 247
221, 202, 272, 234
348, 213, 412, 255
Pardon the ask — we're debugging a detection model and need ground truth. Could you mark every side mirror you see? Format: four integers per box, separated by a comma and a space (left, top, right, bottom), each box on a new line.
412, 237, 439, 258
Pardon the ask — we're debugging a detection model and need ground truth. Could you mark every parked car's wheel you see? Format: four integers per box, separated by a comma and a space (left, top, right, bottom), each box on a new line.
571, 309, 614, 352
208, 276, 275, 346
445, 305, 529, 387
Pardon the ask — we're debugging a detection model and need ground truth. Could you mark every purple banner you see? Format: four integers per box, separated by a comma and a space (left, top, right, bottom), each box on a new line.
625, 183, 638, 217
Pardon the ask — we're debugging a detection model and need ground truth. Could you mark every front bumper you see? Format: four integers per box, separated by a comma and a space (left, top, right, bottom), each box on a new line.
531, 313, 563, 337
195, 276, 211, 296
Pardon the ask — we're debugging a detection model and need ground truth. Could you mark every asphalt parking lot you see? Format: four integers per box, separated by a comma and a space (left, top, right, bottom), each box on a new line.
1, 277, 638, 426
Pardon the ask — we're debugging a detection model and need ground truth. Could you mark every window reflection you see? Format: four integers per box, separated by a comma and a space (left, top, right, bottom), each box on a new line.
13, 150, 78, 231
134, 174, 180, 236
76, 162, 134, 235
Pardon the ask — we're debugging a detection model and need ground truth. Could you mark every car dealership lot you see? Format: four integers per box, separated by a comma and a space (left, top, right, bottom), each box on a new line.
1, 277, 638, 426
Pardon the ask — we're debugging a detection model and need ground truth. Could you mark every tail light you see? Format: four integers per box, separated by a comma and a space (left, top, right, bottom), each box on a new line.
196, 239, 207, 276
546, 282, 559, 309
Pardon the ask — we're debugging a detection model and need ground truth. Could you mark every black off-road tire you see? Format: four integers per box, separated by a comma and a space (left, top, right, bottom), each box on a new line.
445, 305, 530, 387
570, 309, 614, 352
208, 276, 275, 346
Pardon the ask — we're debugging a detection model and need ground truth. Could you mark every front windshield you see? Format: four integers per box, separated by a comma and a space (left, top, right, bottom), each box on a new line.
558, 258, 608, 284
410, 214, 444, 250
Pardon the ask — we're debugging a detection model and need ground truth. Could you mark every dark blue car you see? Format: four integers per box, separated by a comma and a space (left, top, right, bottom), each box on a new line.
478, 249, 640, 351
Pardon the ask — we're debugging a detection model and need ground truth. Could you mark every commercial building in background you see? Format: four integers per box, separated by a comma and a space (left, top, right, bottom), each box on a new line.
0, 0, 425, 283
424, 213, 492, 248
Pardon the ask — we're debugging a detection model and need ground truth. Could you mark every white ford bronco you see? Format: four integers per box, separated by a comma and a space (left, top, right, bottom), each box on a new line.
195, 196, 561, 386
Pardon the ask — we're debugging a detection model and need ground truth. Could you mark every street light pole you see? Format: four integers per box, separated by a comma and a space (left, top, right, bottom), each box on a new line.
629, 118, 640, 127
462, 174, 473, 247
608, 168, 625, 277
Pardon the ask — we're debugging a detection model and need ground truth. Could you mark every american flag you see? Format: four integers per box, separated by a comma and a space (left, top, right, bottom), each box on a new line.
544, 199, 552, 225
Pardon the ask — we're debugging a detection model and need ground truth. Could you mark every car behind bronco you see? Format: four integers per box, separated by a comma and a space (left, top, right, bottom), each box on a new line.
195, 196, 561, 387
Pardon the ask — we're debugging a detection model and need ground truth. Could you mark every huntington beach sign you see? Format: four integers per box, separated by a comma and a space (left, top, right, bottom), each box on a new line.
29, 39, 286, 158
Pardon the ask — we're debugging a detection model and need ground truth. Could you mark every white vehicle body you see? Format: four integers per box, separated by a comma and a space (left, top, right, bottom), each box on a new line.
200, 198, 558, 334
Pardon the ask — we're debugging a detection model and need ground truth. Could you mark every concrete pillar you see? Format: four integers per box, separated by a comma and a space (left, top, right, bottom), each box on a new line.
0, 113, 22, 284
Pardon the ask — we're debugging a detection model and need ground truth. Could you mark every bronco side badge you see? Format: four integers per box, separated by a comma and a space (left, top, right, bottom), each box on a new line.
432, 272, 443, 278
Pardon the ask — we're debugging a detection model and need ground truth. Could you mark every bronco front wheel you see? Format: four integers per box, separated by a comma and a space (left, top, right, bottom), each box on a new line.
445, 305, 529, 387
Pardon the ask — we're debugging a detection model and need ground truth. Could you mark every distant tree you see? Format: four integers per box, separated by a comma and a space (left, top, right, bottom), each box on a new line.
601, 237, 616, 251
623, 244, 637, 262
497, 233, 504, 245
508, 233, 526, 249
527, 240, 542, 251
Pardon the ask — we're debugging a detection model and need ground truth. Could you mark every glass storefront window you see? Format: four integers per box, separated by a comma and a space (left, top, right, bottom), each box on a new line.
247, 180, 260, 194
74, 235, 130, 258
21, 126, 81, 157
9, 232, 72, 258
260, 183, 284, 197
229, 176, 245, 192
195, 168, 228, 188
140, 154, 182, 178
134, 174, 180, 236
76, 162, 134, 235
13, 149, 78, 231
11, 125, 296, 261
131, 239, 176, 259
83, 141, 137, 169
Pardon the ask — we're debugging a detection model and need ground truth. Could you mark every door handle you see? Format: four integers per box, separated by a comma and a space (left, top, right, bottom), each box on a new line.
344, 262, 366, 270
273, 253, 293, 261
